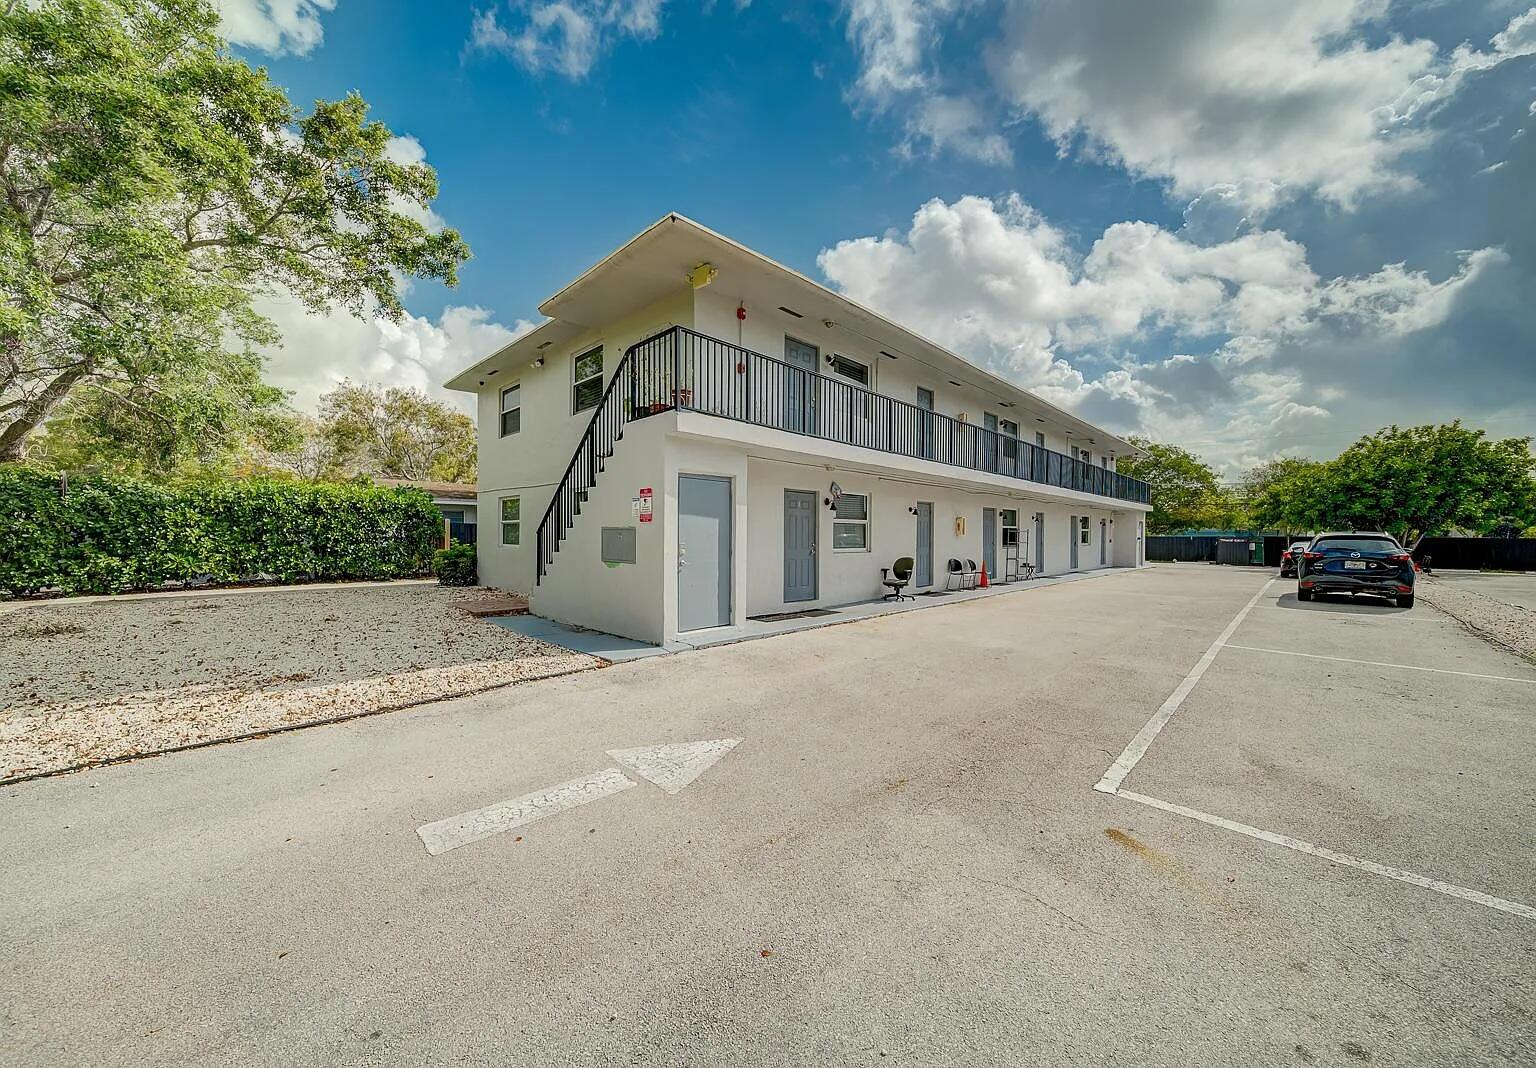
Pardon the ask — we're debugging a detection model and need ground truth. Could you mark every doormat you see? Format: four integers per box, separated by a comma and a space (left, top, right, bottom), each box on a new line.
748, 609, 839, 622
919, 591, 952, 597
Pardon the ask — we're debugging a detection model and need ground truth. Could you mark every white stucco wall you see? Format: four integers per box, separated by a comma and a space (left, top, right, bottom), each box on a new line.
741, 455, 1129, 617
475, 291, 693, 595
530, 414, 671, 644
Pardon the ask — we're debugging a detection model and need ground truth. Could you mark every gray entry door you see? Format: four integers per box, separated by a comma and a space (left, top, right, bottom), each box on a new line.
783, 489, 817, 602
982, 507, 997, 578
1069, 516, 1079, 569
1034, 513, 1045, 573
914, 501, 933, 587
983, 413, 999, 472
784, 338, 818, 435
916, 388, 935, 459
678, 475, 732, 632
1100, 519, 1108, 565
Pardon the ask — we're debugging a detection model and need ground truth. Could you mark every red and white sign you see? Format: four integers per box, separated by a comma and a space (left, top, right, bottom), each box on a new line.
638, 486, 653, 523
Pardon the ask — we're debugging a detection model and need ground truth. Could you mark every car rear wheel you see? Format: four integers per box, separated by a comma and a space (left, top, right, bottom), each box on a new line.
1297, 588, 1314, 602
1397, 595, 1414, 609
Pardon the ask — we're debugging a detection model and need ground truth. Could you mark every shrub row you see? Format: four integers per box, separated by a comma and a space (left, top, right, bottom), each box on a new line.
0, 466, 444, 597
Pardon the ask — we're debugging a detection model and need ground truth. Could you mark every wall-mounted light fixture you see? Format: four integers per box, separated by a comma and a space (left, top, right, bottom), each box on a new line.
908, 505, 920, 516
533, 357, 545, 368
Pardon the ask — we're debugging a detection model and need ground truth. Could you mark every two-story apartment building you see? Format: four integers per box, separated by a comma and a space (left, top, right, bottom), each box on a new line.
446, 214, 1151, 645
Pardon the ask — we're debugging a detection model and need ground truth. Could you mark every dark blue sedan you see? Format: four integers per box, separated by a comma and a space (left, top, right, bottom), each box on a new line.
1297, 532, 1416, 608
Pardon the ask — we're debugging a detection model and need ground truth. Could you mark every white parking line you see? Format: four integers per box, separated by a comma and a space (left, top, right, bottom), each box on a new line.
1116, 790, 1536, 921
1094, 579, 1275, 795
1223, 644, 1536, 685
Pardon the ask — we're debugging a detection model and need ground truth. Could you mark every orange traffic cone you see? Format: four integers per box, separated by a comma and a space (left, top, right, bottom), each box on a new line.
979, 564, 989, 588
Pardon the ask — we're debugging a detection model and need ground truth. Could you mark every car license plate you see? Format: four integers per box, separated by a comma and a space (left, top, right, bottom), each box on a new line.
1344, 560, 1367, 570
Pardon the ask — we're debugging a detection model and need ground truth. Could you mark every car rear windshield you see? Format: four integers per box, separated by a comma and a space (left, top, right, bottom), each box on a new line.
1312, 536, 1402, 553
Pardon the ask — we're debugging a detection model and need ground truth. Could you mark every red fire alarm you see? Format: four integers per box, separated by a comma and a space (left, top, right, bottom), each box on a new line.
736, 304, 746, 321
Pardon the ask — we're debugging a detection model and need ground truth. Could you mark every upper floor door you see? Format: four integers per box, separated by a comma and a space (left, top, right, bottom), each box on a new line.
916, 387, 935, 459
784, 337, 818, 435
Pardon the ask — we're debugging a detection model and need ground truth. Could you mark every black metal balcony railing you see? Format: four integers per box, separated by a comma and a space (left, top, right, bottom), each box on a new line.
626, 326, 1151, 506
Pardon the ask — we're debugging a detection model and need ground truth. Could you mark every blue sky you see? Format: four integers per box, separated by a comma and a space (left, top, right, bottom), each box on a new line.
224, 1, 1536, 474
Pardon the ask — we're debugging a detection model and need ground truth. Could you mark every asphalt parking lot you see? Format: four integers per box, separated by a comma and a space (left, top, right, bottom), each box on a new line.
3, 565, 1533, 1067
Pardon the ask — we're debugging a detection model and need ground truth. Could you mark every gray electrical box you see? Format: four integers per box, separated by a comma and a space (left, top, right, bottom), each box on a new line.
601, 526, 637, 564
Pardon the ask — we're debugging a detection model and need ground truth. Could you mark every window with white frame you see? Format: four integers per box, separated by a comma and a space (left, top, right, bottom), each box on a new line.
833, 492, 869, 550
830, 354, 871, 419
829, 354, 868, 385
1001, 508, 1019, 546
1035, 430, 1046, 448
1078, 515, 1090, 544
500, 496, 521, 546
499, 385, 521, 437
572, 346, 604, 413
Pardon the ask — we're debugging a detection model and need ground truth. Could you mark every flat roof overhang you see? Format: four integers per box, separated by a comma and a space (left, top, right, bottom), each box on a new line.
446, 213, 1138, 456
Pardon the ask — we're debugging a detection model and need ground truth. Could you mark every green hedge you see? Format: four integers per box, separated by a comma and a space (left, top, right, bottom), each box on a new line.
433, 542, 477, 586
0, 466, 444, 597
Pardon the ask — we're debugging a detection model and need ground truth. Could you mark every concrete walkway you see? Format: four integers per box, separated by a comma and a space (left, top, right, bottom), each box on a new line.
492, 566, 1135, 661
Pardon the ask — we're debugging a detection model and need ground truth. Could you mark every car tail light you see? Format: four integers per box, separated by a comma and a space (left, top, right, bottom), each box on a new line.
1303, 551, 1325, 560
1396, 584, 1412, 592
1387, 553, 1411, 562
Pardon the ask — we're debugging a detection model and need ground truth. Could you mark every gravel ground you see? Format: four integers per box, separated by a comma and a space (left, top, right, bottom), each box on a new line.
0, 583, 597, 780
1417, 573, 1536, 662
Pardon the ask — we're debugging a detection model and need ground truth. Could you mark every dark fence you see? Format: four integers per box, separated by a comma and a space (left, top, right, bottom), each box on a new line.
1152, 534, 1536, 571
1147, 535, 1220, 562
1148, 534, 1305, 566
1413, 537, 1536, 571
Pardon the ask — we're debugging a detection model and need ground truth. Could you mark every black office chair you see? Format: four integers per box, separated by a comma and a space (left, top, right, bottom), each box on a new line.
964, 559, 980, 589
882, 557, 915, 601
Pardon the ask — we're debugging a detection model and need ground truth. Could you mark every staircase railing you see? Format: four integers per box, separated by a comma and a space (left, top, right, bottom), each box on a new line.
534, 344, 638, 585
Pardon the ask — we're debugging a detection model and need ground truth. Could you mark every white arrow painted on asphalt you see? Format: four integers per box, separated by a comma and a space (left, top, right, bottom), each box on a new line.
606, 738, 742, 796
416, 739, 743, 855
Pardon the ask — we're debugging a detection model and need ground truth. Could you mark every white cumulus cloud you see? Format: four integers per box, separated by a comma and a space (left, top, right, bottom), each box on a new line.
214, 0, 336, 56
470, 1, 666, 79
255, 299, 534, 412
990, 0, 1438, 208
817, 194, 1503, 468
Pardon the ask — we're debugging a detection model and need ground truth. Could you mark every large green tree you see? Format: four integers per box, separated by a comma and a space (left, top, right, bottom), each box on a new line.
1242, 456, 1332, 533
1246, 423, 1536, 544
1116, 437, 1238, 533
1305, 423, 1534, 546
0, 0, 469, 462
308, 381, 475, 483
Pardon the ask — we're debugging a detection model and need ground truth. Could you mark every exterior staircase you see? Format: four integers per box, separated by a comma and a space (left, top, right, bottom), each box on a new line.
534, 328, 678, 584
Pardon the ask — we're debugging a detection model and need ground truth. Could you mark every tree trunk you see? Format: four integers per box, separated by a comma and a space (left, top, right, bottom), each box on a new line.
0, 358, 93, 461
